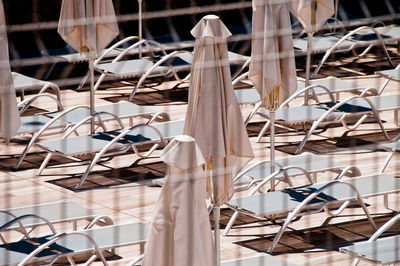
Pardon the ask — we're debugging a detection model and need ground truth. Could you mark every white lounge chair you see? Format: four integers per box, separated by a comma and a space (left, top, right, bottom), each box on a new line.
12, 72, 61, 101
14, 94, 169, 170
232, 70, 388, 126
223, 158, 360, 236
339, 213, 400, 266
233, 152, 361, 191
0, 201, 100, 235
36, 119, 185, 190
93, 36, 250, 101
0, 218, 149, 266
256, 85, 400, 154
309, 25, 395, 78
0, 201, 114, 244
224, 173, 400, 253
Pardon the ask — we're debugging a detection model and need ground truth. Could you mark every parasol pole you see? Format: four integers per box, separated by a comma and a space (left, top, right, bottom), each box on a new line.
207, 160, 221, 266
89, 55, 95, 134
138, 0, 142, 58
270, 109, 276, 191
305, 32, 313, 96
85, 9, 96, 134
213, 206, 220, 265
333, 0, 338, 33
305, 0, 317, 103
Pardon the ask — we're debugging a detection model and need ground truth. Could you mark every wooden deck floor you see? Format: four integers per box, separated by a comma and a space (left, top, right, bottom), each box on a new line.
2, 49, 400, 265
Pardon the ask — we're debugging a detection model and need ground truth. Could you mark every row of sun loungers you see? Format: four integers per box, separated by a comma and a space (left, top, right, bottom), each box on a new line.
12, 65, 400, 190
2, 194, 400, 265
2, 166, 400, 265
1, 218, 148, 265
5, 23, 400, 265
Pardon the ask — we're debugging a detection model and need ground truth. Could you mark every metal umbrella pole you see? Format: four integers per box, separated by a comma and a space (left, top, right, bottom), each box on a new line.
138, 0, 142, 58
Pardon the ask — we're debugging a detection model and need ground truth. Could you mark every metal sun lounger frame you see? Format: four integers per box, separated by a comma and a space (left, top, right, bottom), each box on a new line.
256, 86, 400, 154
293, 25, 397, 78
6, 93, 71, 158
223, 160, 360, 236
36, 118, 184, 190
232, 152, 361, 192
0, 201, 105, 243
0, 214, 148, 266
373, 65, 400, 174
340, 213, 400, 266
232, 69, 391, 126
309, 25, 396, 79
225, 173, 400, 253
94, 37, 193, 98
94, 36, 250, 101
14, 96, 169, 170
379, 141, 400, 174
12, 72, 61, 101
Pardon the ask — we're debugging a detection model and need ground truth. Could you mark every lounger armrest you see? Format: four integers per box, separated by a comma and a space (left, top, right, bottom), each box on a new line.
369, 213, 400, 241
95, 35, 141, 63
279, 84, 335, 108
247, 166, 314, 196
18, 231, 108, 266
312, 26, 394, 78
0, 214, 57, 240
334, 166, 362, 180
147, 111, 170, 124
84, 215, 114, 229
62, 110, 124, 138
18, 93, 63, 115
129, 50, 193, 100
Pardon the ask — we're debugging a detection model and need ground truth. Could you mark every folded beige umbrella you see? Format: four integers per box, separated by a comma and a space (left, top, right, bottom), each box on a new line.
58, 0, 119, 55
290, 0, 335, 85
249, 0, 297, 189
291, 0, 335, 33
183, 14, 254, 263
184, 14, 254, 206
0, 0, 20, 143
57, 0, 119, 132
142, 135, 217, 266
249, 0, 297, 110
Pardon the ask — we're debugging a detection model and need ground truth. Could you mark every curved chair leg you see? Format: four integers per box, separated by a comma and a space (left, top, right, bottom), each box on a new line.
244, 101, 262, 126
76, 153, 102, 190
222, 211, 239, 236
93, 73, 106, 91
37, 153, 53, 176
379, 152, 394, 173
257, 120, 271, 142
267, 180, 376, 253
38, 83, 62, 103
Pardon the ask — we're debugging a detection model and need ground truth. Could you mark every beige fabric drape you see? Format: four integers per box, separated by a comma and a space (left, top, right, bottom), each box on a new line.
290, 0, 335, 33
57, 0, 119, 55
0, 0, 20, 142
184, 15, 254, 206
142, 135, 217, 266
249, 0, 297, 110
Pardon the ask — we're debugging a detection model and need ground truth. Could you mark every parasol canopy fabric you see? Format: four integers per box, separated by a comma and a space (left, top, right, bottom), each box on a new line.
184, 15, 254, 206
290, 0, 335, 33
249, 0, 297, 110
142, 135, 217, 266
0, 0, 20, 142
57, 0, 119, 55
